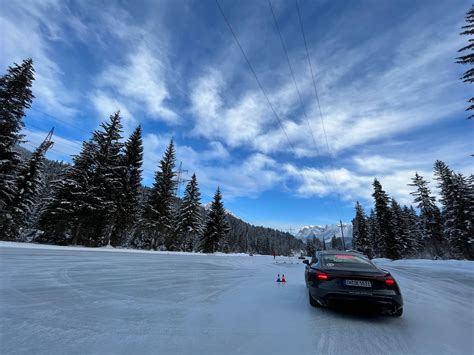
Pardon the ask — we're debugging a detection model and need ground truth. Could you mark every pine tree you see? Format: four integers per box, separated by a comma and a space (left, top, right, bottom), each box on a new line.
38, 138, 97, 245
390, 199, 412, 259
367, 209, 380, 257
201, 187, 230, 253
20, 158, 67, 242
352, 201, 372, 258
84, 111, 124, 246
1, 130, 53, 240
175, 173, 203, 251
314, 236, 323, 251
372, 179, 398, 259
433, 160, 456, 253
457, 5, 474, 118
39, 113, 124, 247
330, 235, 343, 250
0, 59, 35, 211
434, 160, 453, 211
402, 206, 423, 256
409, 172, 444, 257
468, 174, 474, 238
97, 112, 124, 240
446, 173, 473, 259
434, 161, 473, 259
111, 125, 143, 247
143, 139, 177, 250
305, 237, 315, 256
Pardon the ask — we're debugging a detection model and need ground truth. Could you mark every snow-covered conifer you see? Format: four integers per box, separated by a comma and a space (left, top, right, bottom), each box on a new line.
305, 237, 315, 256
143, 139, 177, 250
456, 5, 474, 118
0, 59, 34, 211
201, 187, 230, 253
409, 172, 444, 257
330, 235, 343, 250
445, 173, 473, 259
367, 209, 380, 257
352, 201, 372, 258
39, 113, 124, 247
38, 138, 97, 245
111, 125, 143, 246
175, 173, 203, 251
389, 199, 411, 259
402, 205, 423, 256
372, 179, 397, 259
83, 111, 124, 246
1, 130, 53, 240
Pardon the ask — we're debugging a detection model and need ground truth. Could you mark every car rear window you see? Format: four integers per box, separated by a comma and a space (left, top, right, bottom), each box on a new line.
321, 254, 374, 267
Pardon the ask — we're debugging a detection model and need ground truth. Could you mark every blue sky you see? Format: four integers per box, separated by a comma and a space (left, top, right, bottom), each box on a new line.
1, 0, 472, 231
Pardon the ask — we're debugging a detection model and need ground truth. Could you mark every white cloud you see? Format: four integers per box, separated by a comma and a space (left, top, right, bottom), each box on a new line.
296, 19, 466, 156
97, 45, 177, 124
142, 133, 281, 199
353, 155, 418, 173
190, 70, 271, 148
202, 141, 230, 161
284, 165, 369, 200
207, 153, 283, 199
90, 91, 137, 135
189, 69, 319, 157
284, 161, 444, 207
189, 5, 467, 164
5, 0, 471, 215
0, 4, 78, 118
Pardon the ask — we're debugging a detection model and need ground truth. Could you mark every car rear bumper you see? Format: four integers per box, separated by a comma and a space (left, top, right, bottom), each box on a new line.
310, 285, 403, 309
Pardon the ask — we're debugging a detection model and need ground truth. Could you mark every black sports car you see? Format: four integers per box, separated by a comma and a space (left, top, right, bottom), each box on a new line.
303, 251, 403, 316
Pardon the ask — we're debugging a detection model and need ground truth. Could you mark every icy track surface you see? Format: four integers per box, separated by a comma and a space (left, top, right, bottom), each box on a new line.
1, 243, 473, 355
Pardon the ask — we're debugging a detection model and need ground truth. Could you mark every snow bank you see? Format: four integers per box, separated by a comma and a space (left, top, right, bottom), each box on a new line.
0, 241, 264, 257
374, 257, 474, 274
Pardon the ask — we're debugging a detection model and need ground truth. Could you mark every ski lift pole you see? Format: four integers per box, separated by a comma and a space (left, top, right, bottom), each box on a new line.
339, 219, 346, 251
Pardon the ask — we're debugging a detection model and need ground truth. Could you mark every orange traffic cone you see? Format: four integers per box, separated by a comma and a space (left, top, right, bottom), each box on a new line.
281, 274, 286, 283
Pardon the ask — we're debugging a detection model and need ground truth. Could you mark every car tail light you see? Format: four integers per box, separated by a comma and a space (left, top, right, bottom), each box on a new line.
316, 271, 329, 280
335, 255, 353, 259
385, 276, 396, 286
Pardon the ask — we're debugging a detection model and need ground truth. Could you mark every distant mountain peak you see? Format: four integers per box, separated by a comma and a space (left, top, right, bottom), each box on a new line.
295, 223, 353, 242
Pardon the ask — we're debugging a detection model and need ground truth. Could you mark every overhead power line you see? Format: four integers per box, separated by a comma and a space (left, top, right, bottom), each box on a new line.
29, 106, 92, 137
267, 0, 333, 193
216, 0, 343, 220
24, 122, 81, 151
215, 0, 296, 154
295, 0, 345, 210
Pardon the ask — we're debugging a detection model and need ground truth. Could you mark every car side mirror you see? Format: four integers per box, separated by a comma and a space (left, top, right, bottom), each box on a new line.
302, 260, 309, 265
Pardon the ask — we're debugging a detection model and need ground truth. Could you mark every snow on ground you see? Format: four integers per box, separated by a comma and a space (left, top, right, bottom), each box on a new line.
1, 243, 473, 355
374, 257, 474, 273
0, 241, 254, 257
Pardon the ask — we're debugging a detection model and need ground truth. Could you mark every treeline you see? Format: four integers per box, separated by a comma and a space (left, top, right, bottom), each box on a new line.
351, 169, 473, 260
0, 59, 303, 255
227, 215, 303, 256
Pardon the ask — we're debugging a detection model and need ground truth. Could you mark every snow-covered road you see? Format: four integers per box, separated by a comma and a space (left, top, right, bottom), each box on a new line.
1, 243, 473, 355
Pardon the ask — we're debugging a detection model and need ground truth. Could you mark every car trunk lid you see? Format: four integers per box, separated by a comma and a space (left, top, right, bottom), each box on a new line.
321, 267, 390, 290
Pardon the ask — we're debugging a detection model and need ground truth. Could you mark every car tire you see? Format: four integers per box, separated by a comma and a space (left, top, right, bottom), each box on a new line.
390, 307, 403, 317
309, 290, 321, 307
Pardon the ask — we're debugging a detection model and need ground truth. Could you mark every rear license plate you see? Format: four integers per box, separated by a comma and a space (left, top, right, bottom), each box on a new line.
345, 280, 372, 288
